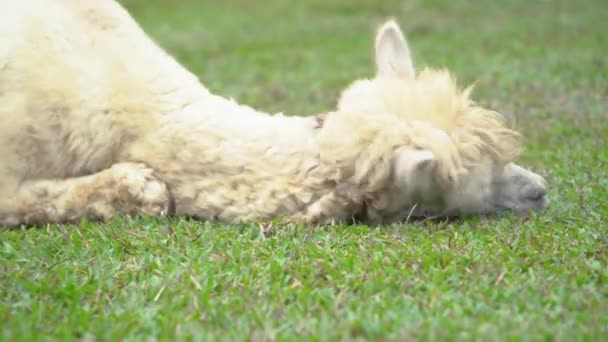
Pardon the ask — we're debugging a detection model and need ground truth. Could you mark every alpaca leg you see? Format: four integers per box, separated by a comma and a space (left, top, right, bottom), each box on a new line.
0, 163, 173, 227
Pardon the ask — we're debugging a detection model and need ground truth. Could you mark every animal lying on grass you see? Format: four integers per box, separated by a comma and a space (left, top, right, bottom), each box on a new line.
0, 0, 548, 227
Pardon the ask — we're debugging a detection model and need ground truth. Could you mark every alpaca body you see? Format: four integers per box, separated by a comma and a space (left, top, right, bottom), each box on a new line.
0, 0, 548, 227
0, 0, 340, 225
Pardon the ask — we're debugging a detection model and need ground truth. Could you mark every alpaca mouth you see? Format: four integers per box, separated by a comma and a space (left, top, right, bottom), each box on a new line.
493, 197, 548, 216
380, 197, 548, 225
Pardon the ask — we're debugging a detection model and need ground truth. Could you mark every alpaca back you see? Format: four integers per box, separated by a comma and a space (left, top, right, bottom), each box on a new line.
0, 0, 207, 178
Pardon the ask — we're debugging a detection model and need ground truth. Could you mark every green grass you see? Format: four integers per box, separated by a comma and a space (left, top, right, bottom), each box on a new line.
1, 0, 607, 340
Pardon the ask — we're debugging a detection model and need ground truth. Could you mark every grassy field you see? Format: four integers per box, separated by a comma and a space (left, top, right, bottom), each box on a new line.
1, 0, 607, 340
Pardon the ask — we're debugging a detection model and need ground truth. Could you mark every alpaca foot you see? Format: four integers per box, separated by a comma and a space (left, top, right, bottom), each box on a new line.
108, 163, 174, 218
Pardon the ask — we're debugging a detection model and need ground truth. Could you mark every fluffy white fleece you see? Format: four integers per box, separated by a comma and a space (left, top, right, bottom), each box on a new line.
0, 0, 547, 227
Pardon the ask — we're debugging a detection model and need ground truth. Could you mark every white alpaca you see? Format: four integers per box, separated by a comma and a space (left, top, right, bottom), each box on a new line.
0, 0, 547, 227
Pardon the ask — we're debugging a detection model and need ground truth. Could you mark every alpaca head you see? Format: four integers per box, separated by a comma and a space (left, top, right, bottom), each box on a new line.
319, 20, 548, 222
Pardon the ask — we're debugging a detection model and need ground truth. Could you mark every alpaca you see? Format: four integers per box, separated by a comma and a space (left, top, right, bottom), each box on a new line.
0, 0, 548, 227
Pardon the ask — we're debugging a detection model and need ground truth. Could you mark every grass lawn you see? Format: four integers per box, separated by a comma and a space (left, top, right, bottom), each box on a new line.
1, 0, 607, 340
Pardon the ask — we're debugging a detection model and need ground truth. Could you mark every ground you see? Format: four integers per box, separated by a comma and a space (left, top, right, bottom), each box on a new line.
1, 0, 607, 340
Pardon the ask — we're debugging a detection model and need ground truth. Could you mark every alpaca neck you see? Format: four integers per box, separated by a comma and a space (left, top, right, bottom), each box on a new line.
132, 90, 340, 222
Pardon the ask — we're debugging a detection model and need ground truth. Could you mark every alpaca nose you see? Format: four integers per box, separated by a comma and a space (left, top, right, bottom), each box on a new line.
521, 184, 547, 202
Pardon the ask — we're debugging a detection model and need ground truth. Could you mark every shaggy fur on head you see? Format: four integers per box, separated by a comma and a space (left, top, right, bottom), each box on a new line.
310, 20, 544, 222
321, 69, 522, 190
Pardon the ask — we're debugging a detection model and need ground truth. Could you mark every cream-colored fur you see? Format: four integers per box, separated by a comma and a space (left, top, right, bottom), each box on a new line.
0, 0, 548, 227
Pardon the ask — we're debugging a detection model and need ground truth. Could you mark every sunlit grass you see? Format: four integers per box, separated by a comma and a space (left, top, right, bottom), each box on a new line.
1, 0, 606, 340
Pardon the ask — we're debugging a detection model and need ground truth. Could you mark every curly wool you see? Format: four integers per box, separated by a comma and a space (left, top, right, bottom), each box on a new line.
319, 68, 522, 192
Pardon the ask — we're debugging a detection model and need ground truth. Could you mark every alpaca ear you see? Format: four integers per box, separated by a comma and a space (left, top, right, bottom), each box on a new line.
394, 149, 436, 186
374, 20, 415, 79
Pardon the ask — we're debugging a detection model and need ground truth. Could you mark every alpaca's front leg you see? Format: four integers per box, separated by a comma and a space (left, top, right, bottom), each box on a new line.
0, 163, 173, 227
